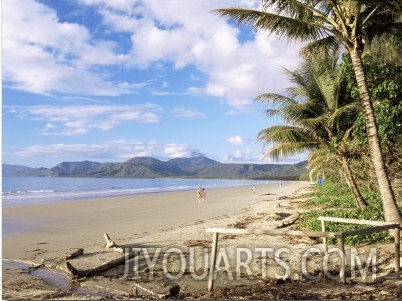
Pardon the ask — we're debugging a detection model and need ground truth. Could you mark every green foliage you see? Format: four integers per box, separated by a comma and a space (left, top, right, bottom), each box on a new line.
299, 181, 391, 245
340, 53, 402, 183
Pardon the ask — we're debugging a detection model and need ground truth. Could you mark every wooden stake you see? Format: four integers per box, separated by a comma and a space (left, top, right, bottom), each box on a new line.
208, 232, 219, 292
395, 227, 400, 273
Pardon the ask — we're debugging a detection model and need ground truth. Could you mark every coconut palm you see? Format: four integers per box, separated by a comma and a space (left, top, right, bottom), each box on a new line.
256, 51, 368, 207
214, 0, 402, 223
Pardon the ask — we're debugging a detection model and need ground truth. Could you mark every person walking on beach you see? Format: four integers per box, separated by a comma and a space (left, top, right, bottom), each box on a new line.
201, 188, 206, 203
197, 187, 206, 204
197, 186, 203, 204
251, 185, 256, 194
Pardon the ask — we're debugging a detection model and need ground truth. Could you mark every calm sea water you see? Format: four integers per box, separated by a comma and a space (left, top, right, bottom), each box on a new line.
2, 177, 276, 206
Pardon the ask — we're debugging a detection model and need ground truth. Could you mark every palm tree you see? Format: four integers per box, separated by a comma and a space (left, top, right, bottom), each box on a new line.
213, 0, 402, 224
257, 51, 368, 207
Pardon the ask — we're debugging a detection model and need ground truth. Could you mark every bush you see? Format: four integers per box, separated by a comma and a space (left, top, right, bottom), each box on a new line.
299, 181, 390, 245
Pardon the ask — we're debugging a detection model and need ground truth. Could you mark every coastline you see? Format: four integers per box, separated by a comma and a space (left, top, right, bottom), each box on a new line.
4, 180, 399, 299
3, 181, 305, 260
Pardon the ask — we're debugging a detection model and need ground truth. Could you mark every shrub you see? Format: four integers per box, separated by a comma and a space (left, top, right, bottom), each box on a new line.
299, 181, 390, 245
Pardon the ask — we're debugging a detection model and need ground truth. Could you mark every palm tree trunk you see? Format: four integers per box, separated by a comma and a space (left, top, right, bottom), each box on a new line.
341, 157, 368, 207
349, 49, 402, 224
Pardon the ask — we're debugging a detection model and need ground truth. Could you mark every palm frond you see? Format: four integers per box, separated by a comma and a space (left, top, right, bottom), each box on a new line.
300, 36, 341, 58
255, 93, 297, 107
212, 8, 325, 42
263, 141, 319, 160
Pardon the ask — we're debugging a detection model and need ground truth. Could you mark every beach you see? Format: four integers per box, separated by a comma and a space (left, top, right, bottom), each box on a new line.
3, 181, 303, 260
3, 181, 401, 300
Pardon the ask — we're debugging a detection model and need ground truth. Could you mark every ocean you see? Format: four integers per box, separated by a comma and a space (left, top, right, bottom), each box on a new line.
2, 177, 276, 206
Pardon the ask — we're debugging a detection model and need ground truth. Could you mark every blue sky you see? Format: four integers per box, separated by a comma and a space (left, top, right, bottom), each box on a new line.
2, 0, 307, 168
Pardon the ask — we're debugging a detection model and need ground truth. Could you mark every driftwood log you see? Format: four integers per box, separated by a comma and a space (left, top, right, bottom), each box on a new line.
66, 252, 136, 278
66, 233, 134, 278
65, 248, 84, 260
276, 212, 300, 228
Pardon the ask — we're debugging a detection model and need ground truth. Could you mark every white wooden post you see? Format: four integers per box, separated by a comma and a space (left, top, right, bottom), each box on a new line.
208, 232, 219, 292
321, 219, 328, 252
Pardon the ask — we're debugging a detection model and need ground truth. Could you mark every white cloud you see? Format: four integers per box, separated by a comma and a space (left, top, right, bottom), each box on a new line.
9, 140, 197, 162
226, 135, 244, 145
8, 104, 161, 136
223, 148, 259, 163
2, 0, 301, 107
172, 107, 206, 119
2, 0, 134, 96
163, 144, 193, 158
95, 0, 301, 108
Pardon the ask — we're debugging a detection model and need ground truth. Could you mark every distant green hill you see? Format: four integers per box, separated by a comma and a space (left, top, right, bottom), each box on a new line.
3, 156, 307, 180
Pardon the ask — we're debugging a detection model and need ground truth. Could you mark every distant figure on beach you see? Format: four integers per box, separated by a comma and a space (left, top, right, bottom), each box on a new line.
197, 187, 206, 204
201, 188, 206, 203
251, 185, 256, 194
197, 187, 202, 204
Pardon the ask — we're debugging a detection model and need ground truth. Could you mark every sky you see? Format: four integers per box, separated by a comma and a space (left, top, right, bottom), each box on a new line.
2, 0, 307, 168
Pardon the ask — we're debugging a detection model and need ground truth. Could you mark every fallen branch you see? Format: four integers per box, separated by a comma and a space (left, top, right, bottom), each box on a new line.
65, 248, 84, 260
66, 251, 137, 278
276, 212, 300, 228
133, 283, 180, 299
28, 259, 45, 273
104, 233, 124, 253
133, 283, 165, 299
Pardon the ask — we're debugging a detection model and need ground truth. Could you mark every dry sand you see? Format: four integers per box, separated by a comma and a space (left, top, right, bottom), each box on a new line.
3, 181, 401, 300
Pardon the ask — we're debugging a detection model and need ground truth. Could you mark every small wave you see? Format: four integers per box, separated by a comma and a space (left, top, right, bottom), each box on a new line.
27, 189, 55, 193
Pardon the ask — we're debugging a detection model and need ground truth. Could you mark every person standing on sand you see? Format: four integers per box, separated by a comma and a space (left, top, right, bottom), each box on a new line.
201, 188, 206, 203
251, 185, 256, 194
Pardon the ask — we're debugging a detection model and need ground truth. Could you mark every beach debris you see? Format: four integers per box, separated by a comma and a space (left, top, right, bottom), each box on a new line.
183, 239, 210, 248
66, 250, 138, 278
28, 259, 45, 273
276, 195, 290, 200
66, 234, 138, 278
104, 233, 124, 253
65, 248, 84, 260
275, 212, 300, 228
133, 283, 180, 299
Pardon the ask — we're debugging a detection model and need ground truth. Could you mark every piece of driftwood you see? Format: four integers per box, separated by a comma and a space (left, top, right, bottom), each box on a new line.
276, 212, 300, 228
133, 283, 180, 299
66, 251, 137, 278
104, 233, 124, 253
28, 259, 45, 273
65, 248, 84, 260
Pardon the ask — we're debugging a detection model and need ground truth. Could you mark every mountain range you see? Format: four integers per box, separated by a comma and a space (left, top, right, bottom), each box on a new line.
3, 156, 308, 180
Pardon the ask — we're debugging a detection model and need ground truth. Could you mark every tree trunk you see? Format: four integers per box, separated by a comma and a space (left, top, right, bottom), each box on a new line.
349, 49, 402, 224
341, 157, 368, 207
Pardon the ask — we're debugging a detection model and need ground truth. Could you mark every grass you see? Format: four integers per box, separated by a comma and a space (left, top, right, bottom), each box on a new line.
298, 181, 394, 245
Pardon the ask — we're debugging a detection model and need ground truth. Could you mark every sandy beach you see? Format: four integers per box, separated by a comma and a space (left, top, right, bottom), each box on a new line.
3, 181, 401, 300
3, 181, 303, 260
